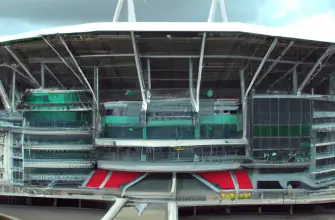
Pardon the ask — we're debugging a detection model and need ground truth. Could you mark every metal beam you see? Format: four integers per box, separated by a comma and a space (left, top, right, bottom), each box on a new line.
3, 46, 40, 88
93, 66, 99, 138
131, 31, 147, 111
127, 0, 136, 22
196, 33, 207, 112
28, 54, 324, 66
270, 49, 315, 88
0, 63, 33, 85
113, 0, 124, 22
254, 41, 294, 88
147, 58, 151, 90
42, 36, 87, 88
40, 62, 45, 88
297, 45, 335, 95
292, 68, 298, 94
44, 65, 65, 88
245, 38, 278, 98
239, 69, 246, 138
189, 58, 197, 111
11, 67, 16, 112
58, 35, 98, 107
101, 198, 128, 220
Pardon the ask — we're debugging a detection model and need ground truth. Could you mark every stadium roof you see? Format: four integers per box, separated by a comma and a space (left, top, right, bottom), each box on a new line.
0, 22, 334, 100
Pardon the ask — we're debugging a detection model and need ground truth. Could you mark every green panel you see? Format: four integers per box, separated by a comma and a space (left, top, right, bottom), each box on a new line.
28, 105, 80, 111
253, 125, 311, 137
103, 116, 139, 125
25, 111, 91, 127
25, 92, 82, 104
147, 120, 193, 126
199, 114, 240, 124
105, 126, 143, 139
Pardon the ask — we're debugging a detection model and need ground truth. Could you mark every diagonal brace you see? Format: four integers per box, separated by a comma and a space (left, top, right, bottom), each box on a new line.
131, 31, 147, 111
297, 45, 335, 95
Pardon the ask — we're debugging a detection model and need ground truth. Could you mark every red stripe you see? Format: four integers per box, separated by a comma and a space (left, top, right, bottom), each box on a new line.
104, 171, 141, 188
234, 170, 253, 189
86, 169, 109, 188
199, 171, 235, 189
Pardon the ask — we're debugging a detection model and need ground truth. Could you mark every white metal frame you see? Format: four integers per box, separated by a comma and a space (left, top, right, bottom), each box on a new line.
131, 31, 148, 111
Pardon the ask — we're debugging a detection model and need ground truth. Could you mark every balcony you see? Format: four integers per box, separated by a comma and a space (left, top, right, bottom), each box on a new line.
28, 174, 88, 181
96, 146, 245, 171
102, 114, 242, 140
24, 159, 93, 169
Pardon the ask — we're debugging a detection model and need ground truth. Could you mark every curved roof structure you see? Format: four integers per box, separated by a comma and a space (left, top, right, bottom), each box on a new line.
0, 22, 334, 44
0, 22, 333, 101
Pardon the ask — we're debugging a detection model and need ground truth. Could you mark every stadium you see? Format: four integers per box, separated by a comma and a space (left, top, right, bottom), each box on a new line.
1, 0, 335, 219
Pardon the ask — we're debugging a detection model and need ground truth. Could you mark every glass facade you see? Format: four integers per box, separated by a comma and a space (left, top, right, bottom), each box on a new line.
251, 97, 312, 162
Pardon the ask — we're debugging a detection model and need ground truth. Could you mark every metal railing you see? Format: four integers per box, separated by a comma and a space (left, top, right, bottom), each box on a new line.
99, 151, 245, 163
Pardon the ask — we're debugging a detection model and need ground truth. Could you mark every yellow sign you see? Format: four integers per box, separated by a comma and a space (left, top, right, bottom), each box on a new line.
175, 147, 184, 151
220, 192, 252, 200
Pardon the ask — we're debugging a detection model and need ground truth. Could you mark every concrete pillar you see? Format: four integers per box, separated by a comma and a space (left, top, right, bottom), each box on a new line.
101, 198, 128, 220
289, 205, 293, 215
79, 199, 82, 208
329, 71, 335, 95
292, 68, 297, 94
53, 198, 57, 207
193, 207, 196, 216
26, 197, 32, 205
226, 206, 230, 214
258, 206, 262, 214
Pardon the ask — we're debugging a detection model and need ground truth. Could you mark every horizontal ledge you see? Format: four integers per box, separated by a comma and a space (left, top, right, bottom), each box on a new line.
25, 144, 93, 151
24, 161, 92, 168
98, 160, 240, 172
95, 138, 247, 147
242, 162, 311, 168
315, 142, 335, 147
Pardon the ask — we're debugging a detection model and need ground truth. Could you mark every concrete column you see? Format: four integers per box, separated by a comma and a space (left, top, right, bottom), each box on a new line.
53, 198, 57, 207
258, 206, 262, 214
226, 206, 230, 214
289, 205, 293, 215
101, 198, 128, 220
292, 68, 297, 94
329, 71, 335, 95
40, 62, 45, 88
167, 202, 178, 220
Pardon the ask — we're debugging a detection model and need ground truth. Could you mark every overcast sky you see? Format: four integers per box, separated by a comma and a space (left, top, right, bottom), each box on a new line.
0, 0, 334, 36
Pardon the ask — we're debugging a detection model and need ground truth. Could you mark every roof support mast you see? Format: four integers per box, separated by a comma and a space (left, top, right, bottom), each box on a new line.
113, 0, 124, 22
3, 46, 40, 88
297, 45, 335, 95
127, 0, 136, 22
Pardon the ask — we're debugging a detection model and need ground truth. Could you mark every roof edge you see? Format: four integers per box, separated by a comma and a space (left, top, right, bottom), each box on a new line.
0, 22, 333, 45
